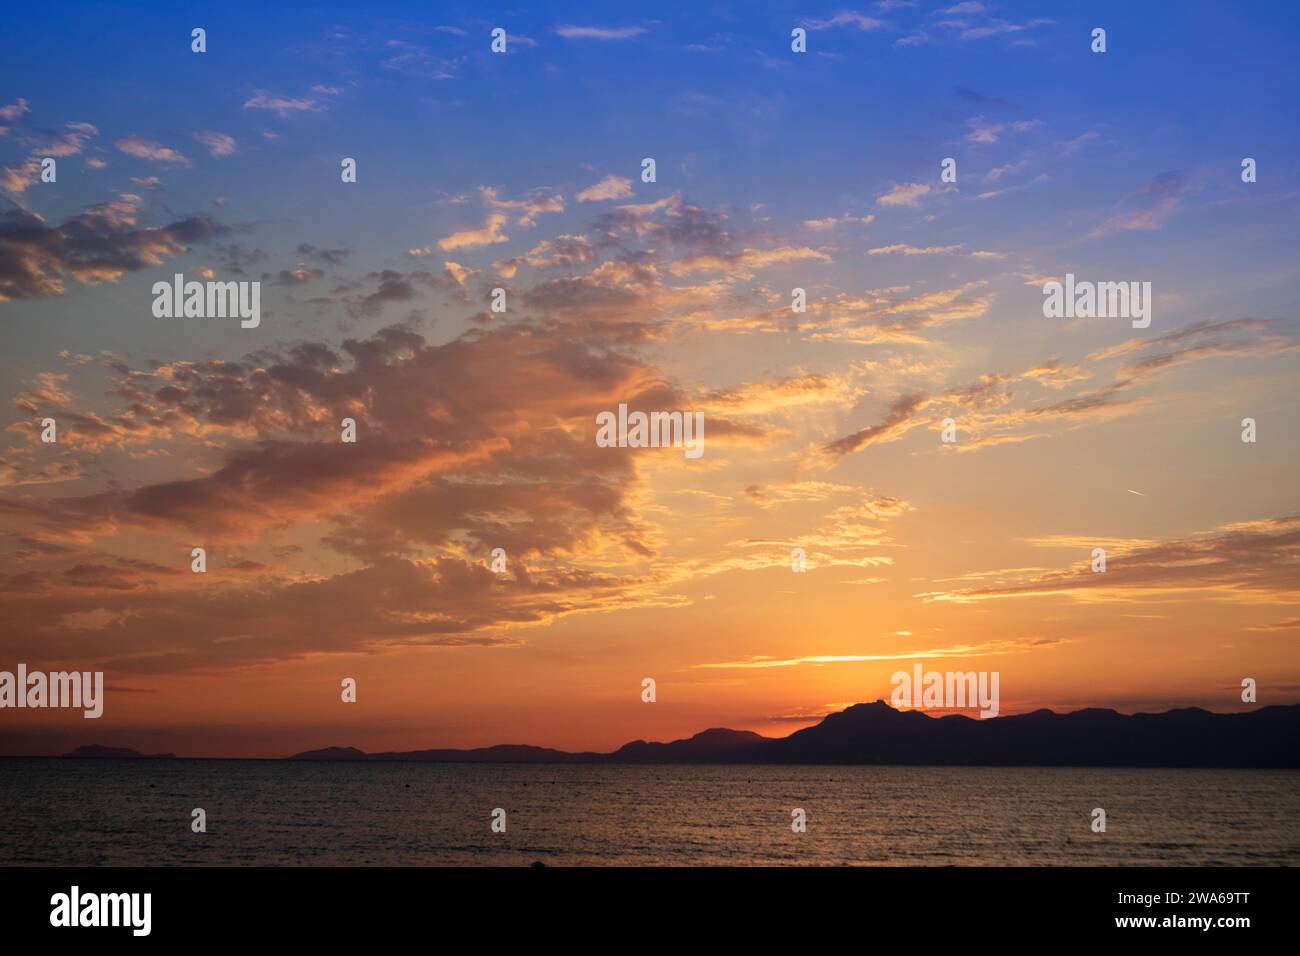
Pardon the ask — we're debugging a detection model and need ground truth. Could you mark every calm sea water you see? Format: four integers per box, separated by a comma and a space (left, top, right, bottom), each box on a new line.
1, 759, 1296, 866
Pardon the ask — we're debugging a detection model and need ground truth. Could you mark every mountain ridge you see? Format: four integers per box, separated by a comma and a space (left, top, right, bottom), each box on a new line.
62, 744, 177, 759
282, 700, 1300, 768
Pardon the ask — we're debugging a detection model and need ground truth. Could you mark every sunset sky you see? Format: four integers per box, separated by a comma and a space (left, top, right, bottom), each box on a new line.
1, 1, 1297, 757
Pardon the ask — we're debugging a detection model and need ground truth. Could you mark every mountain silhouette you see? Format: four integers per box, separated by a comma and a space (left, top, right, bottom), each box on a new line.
609, 728, 768, 763
62, 744, 176, 759
289, 746, 367, 761
285, 700, 1300, 768
742, 701, 1300, 766
290, 743, 603, 762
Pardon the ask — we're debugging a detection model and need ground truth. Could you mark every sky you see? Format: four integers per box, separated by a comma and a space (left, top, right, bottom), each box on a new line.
1, 1, 1297, 757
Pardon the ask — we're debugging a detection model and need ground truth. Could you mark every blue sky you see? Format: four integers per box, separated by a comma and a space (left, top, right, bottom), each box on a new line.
3, 2, 1298, 358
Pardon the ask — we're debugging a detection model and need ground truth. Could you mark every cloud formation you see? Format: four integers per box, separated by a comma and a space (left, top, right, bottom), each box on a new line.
0, 198, 226, 300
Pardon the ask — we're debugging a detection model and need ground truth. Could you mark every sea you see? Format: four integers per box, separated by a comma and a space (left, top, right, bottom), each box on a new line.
2, 759, 1296, 866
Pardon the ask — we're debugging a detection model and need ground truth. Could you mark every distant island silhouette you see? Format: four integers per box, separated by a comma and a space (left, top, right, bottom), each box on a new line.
63, 744, 177, 759
281, 701, 1300, 768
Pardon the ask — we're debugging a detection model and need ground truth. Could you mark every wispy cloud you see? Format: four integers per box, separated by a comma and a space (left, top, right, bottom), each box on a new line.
480, 186, 564, 226
984, 159, 1028, 182
965, 116, 1039, 144
553, 25, 647, 40
577, 174, 634, 203
378, 40, 461, 78
919, 517, 1300, 605
669, 245, 831, 278
876, 182, 931, 207
802, 11, 887, 31
243, 90, 325, 115
868, 243, 964, 256
437, 213, 509, 250
114, 135, 192, 166
1085, 170, 1187, 240
803, 213, 875, 229
0, 105, 100, 193
695, 637, 1065, 668
192, 130, 235, 158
